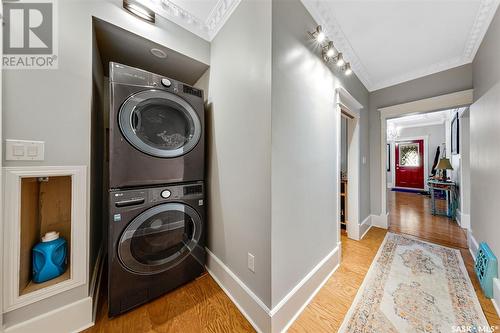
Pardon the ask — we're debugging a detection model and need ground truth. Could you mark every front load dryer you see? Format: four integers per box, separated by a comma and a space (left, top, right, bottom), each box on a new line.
107, 181, 206, 316
109, 62, 205, 188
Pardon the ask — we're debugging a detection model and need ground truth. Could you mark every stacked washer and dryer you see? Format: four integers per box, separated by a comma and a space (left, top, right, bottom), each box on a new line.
106, 63, 206, 316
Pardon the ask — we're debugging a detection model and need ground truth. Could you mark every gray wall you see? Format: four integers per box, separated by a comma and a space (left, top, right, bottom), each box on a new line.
369, 64, 473, 215
2, 0, 209, 327
271, 0, 370, 307
206, 0, 272, 307
387, 124, 446, 186
470, 7, 500, 258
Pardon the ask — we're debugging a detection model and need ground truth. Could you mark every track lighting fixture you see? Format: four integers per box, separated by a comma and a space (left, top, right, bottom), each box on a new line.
309, 25, 354, 77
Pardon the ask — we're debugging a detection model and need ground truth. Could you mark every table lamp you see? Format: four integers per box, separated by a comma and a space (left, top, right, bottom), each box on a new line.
436, 157, 453, 180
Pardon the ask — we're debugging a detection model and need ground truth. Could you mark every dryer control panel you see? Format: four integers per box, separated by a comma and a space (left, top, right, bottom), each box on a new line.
111, 182, 204, 208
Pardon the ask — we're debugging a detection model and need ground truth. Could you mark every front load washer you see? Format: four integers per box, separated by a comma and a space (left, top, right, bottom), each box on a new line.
109, 62, 205, 188
107, 181, 206, 316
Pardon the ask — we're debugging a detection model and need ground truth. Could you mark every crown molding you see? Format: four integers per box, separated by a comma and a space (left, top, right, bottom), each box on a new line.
205, 0, 242, 40
140, 0, 242, 42
300, 0, 500, 92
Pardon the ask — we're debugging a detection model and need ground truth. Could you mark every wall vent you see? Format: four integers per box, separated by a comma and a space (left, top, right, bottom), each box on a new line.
475, 242, 498, 299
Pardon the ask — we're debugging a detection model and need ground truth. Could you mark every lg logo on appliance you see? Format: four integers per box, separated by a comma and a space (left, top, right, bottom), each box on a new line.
3, 0, 58, 69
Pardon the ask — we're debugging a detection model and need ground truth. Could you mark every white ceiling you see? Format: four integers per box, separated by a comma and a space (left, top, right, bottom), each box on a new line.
138, 0, 242, 41
301, 0, 500, 91
388, 109, 451, 130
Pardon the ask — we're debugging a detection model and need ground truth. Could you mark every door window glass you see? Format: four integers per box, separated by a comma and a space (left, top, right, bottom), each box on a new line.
399, 143, 420, 167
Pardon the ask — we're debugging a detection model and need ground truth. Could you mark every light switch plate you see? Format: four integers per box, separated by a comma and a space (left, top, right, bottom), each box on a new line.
5, 140, 45, 161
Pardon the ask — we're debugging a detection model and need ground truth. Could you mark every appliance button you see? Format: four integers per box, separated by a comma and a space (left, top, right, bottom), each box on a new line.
161, 190, 171, 199
161, 78, 172, 87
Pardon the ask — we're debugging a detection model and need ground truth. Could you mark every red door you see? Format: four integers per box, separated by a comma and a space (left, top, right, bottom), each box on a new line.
395, 139, 424, 189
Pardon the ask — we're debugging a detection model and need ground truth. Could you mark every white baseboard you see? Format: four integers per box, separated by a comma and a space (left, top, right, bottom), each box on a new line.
271, 244, 340, 333
491, 279, 500, 317
359, 215, 372, 240
492, 278, 500, 318
206, 243, 341, 333
457, 210, 471, 230
467, 229, 479, 262
205, 248, 271, 333
4, 297, 93, 333
371, 213, 388, 229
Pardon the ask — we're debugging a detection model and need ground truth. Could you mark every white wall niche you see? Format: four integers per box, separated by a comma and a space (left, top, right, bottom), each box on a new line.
3, 166, 87, 312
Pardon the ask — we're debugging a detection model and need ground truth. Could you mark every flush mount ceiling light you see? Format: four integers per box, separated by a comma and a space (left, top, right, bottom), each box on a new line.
123, 0, 156, 23
150, 48, 167, 59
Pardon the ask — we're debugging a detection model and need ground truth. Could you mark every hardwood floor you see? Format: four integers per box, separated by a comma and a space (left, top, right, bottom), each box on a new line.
86, 191, 498, 332
84, 272, 254, 333
388, 190, 468, 249
290, 191, 499, 331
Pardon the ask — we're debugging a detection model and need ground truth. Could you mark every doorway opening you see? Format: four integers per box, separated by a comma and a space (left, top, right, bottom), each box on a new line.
335, 87, 363, 242
384, 107, 470, 248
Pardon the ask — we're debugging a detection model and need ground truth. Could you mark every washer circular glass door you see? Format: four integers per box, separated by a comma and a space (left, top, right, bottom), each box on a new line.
119, 90, 201, 158
118, 203, 202, 274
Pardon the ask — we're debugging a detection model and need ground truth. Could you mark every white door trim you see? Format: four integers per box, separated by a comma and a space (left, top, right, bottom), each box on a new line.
392, 135, 429, 191
336, 87, 363, 240
378, 89, 473, 227
458, 107, 471, 230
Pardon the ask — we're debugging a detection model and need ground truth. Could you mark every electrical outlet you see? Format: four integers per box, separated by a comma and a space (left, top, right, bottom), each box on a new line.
247, 253, 255, 273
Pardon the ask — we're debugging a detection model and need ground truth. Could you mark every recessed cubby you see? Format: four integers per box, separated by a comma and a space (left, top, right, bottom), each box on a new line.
4, 166, 86, 311
19, 176, 72, 296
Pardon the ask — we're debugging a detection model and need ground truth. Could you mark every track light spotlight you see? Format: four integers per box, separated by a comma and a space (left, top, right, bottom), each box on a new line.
325, 41, 335, 58
335, 53, 345, 67
310, 25, 326, 44
344, 63, 352, 76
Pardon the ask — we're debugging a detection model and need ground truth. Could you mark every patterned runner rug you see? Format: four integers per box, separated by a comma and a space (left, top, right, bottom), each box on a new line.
339, 233, 490, 332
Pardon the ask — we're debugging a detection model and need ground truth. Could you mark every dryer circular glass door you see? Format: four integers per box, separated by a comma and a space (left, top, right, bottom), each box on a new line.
118, 203, 202, 274
119, 90, 202, 158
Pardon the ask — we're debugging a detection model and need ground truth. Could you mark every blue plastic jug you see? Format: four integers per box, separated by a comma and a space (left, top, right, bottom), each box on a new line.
32, 232, 67, 283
